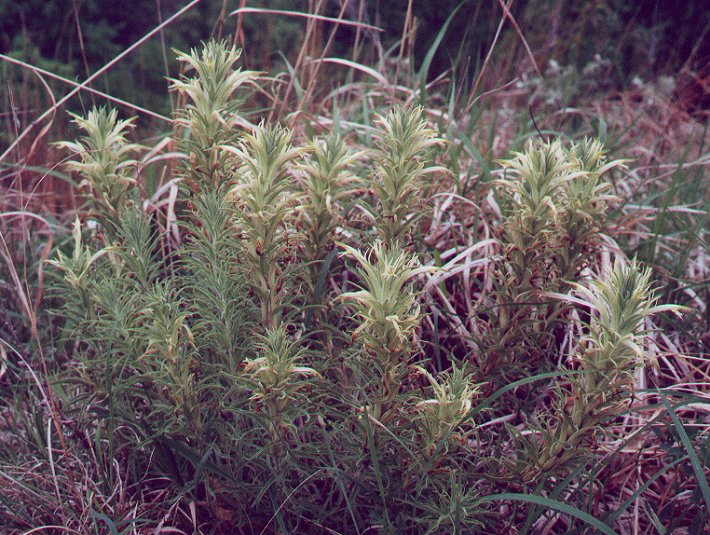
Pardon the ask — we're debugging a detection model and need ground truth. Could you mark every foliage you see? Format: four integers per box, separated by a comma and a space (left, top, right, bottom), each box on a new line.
54, 107, 140, 219
0, 10, 707, 534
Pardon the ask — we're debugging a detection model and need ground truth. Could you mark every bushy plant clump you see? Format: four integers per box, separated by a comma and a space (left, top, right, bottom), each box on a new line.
44, 41, 688, 533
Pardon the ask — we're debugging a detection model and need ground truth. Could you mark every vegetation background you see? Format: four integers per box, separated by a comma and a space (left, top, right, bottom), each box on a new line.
0, 0, 708, 533
3, 1, 710, 127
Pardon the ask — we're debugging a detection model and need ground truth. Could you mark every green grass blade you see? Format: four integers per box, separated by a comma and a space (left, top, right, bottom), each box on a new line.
416, 1, 470, 93
91, 509, 120, 535
475, 493, 617, 535
521, 464, 589, 534
657, 389, 710, 513
463, 370, 578, 422
602, 456, 685, 524
363, 409, 392, 529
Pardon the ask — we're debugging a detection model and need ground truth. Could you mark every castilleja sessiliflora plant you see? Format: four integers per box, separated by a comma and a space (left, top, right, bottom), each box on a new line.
55, 107, 140, 229
46, 40, 691, 533
339, 241, 435, 424
170, 41, 257, 191
365, 106, 445, 249
512, 259, 683, 479
483, 139, 626, 376
228, 122, 303, 329
298, 134, 363, 304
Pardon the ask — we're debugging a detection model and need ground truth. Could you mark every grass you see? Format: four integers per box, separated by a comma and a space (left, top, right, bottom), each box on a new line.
0, 2, 708, 534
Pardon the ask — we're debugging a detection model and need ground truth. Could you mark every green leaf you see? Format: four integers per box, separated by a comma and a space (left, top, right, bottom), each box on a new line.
90, 509, 120, 535
475, 493, 617, 535
416, 1, 470, 92
657, 390, 710, 513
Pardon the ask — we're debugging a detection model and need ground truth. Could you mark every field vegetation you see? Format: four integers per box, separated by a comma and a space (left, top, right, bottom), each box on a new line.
0, 1, 708, 533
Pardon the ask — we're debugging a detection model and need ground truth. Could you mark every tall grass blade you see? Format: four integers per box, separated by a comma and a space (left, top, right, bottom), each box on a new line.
657, 390, 710, 513
475, 493, 617, 535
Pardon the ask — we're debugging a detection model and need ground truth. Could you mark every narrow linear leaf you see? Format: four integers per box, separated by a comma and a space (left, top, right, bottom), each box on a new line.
657, 390, 710, 513
475, 493, 617, 535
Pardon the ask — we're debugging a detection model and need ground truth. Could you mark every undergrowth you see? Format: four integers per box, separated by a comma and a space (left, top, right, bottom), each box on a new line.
0, 7, 708, 535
